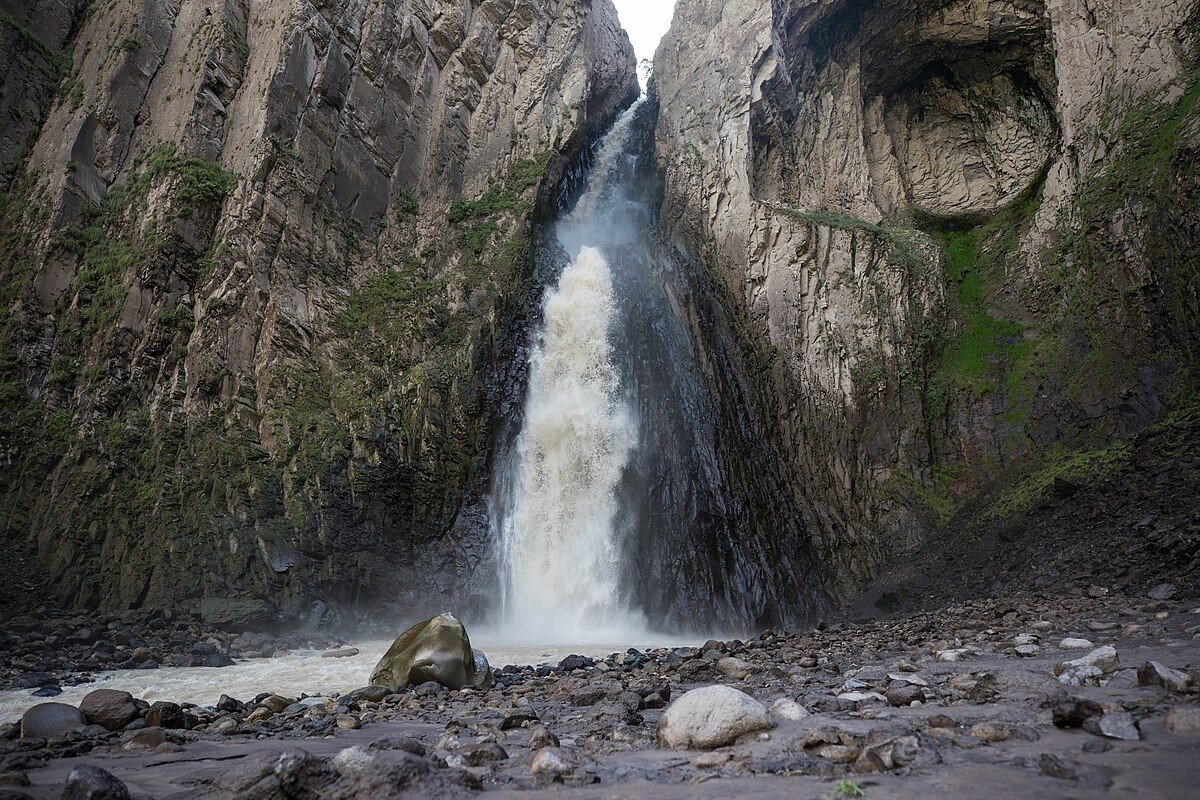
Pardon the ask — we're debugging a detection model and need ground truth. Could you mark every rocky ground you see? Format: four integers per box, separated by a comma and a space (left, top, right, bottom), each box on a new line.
3, 583, 1199, 798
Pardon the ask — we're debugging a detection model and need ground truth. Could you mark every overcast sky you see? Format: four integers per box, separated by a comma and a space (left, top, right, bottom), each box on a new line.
612, 0, 677, 63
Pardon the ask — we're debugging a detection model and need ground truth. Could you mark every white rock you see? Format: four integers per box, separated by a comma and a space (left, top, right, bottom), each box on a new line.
770, 698, 810, 721
1062, 645, 1120, 673
531, 746, 576, 776
657, 685, 775, 749
1059, 638, 1094, 650
1015, 644, 1040, 657
837, 691, 887, 704
887, 672, 929, 686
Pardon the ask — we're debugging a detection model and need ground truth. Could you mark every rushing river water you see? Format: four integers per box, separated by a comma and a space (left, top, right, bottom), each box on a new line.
0, 634, 698, 723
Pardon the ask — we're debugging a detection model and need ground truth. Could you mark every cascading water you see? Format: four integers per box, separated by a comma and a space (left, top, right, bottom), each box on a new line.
493, 97, 823, 640
496, 101, 649, 641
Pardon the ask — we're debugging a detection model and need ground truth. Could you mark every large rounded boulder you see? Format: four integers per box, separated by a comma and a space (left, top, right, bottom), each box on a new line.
656, 685, 775, 749
369, 613, 492, 691
20, 702, 86, 739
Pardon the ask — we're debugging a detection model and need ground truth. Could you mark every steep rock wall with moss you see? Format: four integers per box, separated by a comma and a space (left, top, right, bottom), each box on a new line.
0, 0, 637, 626
653, 0, 1200, 600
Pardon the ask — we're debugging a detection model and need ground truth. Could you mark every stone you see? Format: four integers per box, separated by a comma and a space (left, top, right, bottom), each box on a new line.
885, 683, 925, 706
322, 648, 360, 658
369, 613, 493, 691
121, 728, 168, 749
1014, 644, 1040, 657
657, 686, 775, 749
530, 747, 576, 778
79, 689, 139, 731
261, 695, 294, 713
716, 657, 758, 680
20, 702, 85, 739
558, 655, 593, 671
1054, 645, 1119, 684
1059, 638, 1094, 650
1147, 583, 1178, 601
61, 765, 130, 800
336, 715, 361, 730
1163, 707, 1200, 734
691, 751, 731, 768
347, 686, 392, 704
1096, 712, 1140, 741
1137, 661, 1191, 692
527, 725, 560, 750
770, 698, 810, 721
144, 701, 184, 729
1050, 696, 1104, 729
968, 723, 1011, 743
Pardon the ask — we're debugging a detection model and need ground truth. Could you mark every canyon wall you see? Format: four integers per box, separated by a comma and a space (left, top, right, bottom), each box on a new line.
0, 0, 637, 626
654, 0, 1200, 598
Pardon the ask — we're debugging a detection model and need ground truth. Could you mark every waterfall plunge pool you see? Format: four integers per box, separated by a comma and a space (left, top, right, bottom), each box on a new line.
0, 633, 701, 724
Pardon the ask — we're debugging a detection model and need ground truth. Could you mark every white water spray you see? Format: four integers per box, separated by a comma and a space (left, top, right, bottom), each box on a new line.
497, 101, 651, 641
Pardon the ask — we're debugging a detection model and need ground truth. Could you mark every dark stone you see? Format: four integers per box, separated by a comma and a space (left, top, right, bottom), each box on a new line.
61, 764, 130, 800
346, 686, 391, 704
216, 695, 243, 713
557, 654, 593, 672
20, 703, 85, 740
31, 686, 61, 698
1049, 696, 1104, 729
80, 690, 139, 731
499, 711, 539, 730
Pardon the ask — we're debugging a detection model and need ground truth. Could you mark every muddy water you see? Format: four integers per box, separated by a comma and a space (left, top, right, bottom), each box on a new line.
0, 635, 698, 723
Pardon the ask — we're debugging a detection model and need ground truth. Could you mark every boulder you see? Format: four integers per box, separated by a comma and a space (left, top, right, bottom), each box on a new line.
144, 701, 184, 729
1137, 661, 1191, 692
657, 685, 774, 749
369, 613, 492, 691
79, 689, 139, 731
61, 765, 130, 800
531, 746, 576, 778
20, 702, 85, 739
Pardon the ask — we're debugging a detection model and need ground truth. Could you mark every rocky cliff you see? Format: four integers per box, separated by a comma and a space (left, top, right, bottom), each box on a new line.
0, 0, 637, 625
653, 0, 1200, 599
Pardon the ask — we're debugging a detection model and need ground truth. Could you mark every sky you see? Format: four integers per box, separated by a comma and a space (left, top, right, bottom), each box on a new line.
611, 0, 677, 64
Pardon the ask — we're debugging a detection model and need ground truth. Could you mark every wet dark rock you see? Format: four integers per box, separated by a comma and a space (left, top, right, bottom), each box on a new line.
1049, 695, 1104, 728
347, 686, 392, 704
79, 690, 139, 731
499, 711, 539, 730
558, 654, 593, 672
216, 694, 243, 713
19, 703, 85, 740
61, 764, 130, 800
144, 701, 184, 729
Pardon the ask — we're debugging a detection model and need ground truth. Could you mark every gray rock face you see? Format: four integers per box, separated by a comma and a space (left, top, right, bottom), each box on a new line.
656, 685, 775, 749
653, 0, 1200, 598
2, 0, 637, 619
370, 612, 492, 691
19, 702, 85, 740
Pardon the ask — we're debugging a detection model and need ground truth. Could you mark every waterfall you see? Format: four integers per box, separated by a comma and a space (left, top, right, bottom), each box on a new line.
496, 101, 649, 641
493, 96, 818, 638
